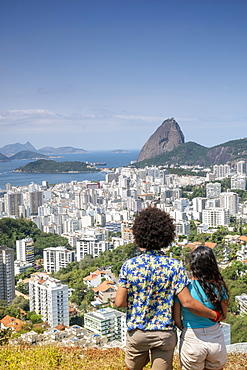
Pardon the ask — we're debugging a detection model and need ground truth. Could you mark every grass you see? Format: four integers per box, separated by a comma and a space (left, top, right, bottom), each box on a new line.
0, 346, 246, 370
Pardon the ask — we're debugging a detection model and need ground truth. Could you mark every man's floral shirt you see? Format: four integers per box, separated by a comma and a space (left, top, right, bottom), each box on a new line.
118, 250, 189, 331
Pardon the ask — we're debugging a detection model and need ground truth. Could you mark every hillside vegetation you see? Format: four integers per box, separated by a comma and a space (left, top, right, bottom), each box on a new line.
0, 217, 70, 259
0, 347, 246, 370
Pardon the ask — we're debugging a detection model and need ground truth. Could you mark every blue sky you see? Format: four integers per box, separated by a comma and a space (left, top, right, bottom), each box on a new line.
1, 0, 247, 151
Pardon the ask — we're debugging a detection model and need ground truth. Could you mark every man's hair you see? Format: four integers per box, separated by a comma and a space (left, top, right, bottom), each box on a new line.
132, 206, 176, 250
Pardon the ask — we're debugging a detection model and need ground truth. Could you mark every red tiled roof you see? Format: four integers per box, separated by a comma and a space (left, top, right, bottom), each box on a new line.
205, 242, 217, 249
239, 236, 247, 242
83, 270, 106, 281
0, 315, 24, 332
93, 281, 115, 293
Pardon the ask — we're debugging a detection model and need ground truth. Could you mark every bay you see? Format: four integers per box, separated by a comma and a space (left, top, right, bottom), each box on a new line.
0, 150, 139, 190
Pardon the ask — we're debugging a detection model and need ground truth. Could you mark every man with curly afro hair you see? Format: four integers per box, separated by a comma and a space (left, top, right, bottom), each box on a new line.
115, 206, 221, 370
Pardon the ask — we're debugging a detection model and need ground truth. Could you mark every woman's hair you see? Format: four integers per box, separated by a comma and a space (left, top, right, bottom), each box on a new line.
132, 206, 176, 250
189, 246, 229, 311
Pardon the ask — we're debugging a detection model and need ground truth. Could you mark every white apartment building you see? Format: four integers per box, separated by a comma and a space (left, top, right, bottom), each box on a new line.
175, 220, 190, 236
84, 307, 126, 343
76, 238, 109, 261
173, 198, 190, 212
220, 322, 231, 346
16, 237, 34, 265
192, 197, 207, 213
220, 192, 239, 215
202, 208, 230, 227
43, 246, 75, 273
206, 182, 221, 199
237, 160, 247, 175
231, 175, 246, 190
29, 273, 69, 327
213, 164, 231, 179
0, 245, 15, 305
14, 260, 33, 275
235, 293, 247, 315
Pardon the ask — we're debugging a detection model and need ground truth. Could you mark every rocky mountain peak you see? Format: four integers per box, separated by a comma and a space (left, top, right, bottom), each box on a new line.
137, 118, 185, 162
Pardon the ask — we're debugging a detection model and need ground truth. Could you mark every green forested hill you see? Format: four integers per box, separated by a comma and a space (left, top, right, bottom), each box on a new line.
0, 152, 9, 161
14, 159, 100, 173
9, 150, 47, 160
0, 218, 70, 258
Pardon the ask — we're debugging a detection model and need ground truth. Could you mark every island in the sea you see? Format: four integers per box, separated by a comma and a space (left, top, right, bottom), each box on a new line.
14, 159, 101, 173
110, 149, 130, 153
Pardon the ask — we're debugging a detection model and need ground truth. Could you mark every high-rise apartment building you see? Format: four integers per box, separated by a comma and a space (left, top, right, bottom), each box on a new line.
84, 307, 126, 342
16, 238, 34, 265
237, 160, 247, 175
206, 182, 221, 199
0, 245, 15, 305
25, 191, 43, 215
175, 220, 190, 236
202, 208, 230, 227
4, 192, 23, 216
213, 164, 231, 179
192, 197, 207, 212
29, 273, 69, 327
76, 238, 109, 261
220, 192, 239, 215
231, 175, 246, 191
43, 246, 75, 273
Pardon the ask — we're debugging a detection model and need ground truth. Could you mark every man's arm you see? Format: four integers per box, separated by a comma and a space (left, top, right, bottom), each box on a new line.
115, 286, 128, 308
177, 286, 218, 320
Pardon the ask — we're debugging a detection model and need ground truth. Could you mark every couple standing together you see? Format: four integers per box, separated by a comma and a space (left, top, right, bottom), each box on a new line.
115, 206, 228, 370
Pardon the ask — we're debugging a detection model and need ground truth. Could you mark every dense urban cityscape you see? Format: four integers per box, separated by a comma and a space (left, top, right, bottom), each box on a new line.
0, 160, 247, 350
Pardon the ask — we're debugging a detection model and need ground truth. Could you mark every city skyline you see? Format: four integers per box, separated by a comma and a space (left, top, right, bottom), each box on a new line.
1, 0, 247, 150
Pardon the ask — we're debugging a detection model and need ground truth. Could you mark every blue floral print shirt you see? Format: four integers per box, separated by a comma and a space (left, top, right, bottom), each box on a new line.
118, 250, 189, 331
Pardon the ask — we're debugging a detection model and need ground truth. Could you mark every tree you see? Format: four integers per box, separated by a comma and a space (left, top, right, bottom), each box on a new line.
11, 296, 29, 311
16, 281, 29, 295
224, 314, 247, 343
0, 328, 12, 345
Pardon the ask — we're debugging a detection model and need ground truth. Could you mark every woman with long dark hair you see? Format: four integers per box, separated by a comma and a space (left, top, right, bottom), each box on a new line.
173, 246, 229, 370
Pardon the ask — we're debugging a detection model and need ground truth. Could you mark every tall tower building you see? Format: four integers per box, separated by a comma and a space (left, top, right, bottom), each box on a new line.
16, 238, 35, 265
192, 197, 207, 212
29, 273, 69, 327
237, 160, 247, 175
26, 191, 43, 215
220, 192, 239, 215
4, 192, 23, 216
0, 246, 15, 305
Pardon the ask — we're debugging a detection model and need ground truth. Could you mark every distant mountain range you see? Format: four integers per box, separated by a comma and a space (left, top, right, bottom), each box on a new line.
0, 141, 88, 158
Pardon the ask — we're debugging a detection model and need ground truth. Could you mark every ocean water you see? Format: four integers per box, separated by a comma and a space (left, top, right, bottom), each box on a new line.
0, 150, 139, 190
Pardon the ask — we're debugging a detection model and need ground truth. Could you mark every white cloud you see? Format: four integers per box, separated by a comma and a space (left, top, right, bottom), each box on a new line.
36, 87, 51, 94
